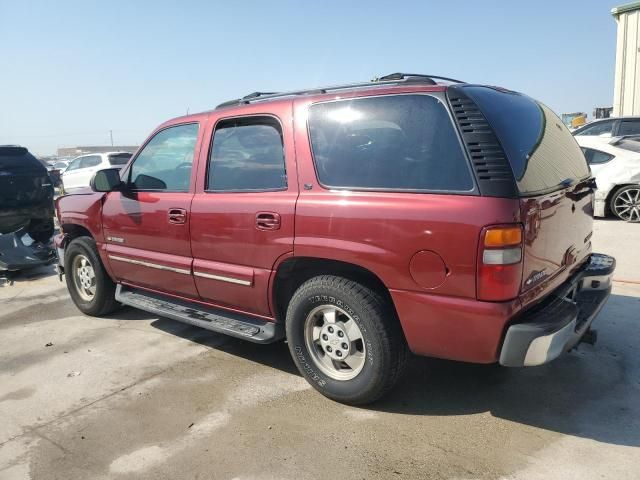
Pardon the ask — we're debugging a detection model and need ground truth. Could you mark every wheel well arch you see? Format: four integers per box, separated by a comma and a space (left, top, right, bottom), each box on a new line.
61, 223, 93, 242
272, 257, 396, 322
605, 183, 639, 216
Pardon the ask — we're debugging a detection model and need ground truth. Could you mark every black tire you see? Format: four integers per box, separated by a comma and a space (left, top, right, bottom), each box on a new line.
64, 236, 119, 316
610, 185, 640, 222
285, 275, 408, 405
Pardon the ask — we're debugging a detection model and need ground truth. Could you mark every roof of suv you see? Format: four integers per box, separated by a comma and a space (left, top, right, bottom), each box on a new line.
161, 74, 464, 128
214, 73, 465, 110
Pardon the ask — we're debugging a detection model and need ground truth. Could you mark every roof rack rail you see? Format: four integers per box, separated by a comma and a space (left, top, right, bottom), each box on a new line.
376, 72, 465, 84
214, 73, 465, 109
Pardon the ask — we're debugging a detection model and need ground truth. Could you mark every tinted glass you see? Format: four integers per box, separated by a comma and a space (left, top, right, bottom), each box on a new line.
308, 95, 473, 191
108, 153, 132, 166
65, 158, 82, 171
462, 86, 590, 195
582, 148, 614, 165
208, 118, 286, 191
618, 120, 640, 136
80, 155, 101, 168
130, 124, 198, 191
574, 120, 614, 136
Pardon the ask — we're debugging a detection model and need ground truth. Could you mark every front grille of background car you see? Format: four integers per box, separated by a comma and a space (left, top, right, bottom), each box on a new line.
446, 87, 517, 198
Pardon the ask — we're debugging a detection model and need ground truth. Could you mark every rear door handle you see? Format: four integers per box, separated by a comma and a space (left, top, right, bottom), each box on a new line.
256, 212, 281, 230
168, 208, 187, 224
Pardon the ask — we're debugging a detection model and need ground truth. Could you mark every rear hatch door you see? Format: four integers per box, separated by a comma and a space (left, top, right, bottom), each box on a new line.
460, 86, 594, 294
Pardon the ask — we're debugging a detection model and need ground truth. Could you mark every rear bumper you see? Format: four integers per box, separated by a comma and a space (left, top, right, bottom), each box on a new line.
499, 253, 615, 367
0, 228, 56, 272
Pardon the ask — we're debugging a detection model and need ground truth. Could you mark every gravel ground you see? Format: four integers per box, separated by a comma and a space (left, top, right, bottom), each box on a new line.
0, 219, 639, 480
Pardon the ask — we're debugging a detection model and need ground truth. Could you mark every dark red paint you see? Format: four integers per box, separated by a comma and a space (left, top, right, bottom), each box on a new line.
55, 83, 593, 364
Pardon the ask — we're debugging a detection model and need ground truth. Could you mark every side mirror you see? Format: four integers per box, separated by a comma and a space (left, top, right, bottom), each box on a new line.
91, 168, 123, 192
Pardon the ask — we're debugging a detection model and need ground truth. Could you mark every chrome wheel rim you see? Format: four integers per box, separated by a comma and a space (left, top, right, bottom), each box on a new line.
613, 188, 640, 222
72, 254, 96, 301
304, 305, 366, 381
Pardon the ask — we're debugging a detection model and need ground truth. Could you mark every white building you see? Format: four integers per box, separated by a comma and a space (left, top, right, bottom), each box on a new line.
613, 2, 640, 116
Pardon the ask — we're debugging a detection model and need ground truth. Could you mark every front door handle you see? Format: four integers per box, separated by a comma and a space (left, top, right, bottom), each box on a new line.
168, 208, 187, 224
256, 212, 281, 230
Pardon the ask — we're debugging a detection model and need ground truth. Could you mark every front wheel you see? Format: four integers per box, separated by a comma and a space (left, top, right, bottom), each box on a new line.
64, 236, 119, 316
610, 185, 640, 222
285, 275, 407, 405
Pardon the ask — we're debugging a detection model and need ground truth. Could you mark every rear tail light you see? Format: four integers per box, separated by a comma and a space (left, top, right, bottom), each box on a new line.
477, 225, 523, 301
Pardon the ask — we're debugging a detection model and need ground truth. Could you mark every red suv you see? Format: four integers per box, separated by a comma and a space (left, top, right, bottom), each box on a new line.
55, 73, 615, 404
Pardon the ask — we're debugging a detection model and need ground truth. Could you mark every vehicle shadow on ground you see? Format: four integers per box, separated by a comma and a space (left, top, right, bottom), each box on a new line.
1, 264, 58, 285
133, 292, 639, 448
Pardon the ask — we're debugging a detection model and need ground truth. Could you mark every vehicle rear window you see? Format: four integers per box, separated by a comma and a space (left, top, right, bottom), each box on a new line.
461, 86, 590, 195
108, 153, 132, 166
0, 146, 45, 171
307, 95, 474, 192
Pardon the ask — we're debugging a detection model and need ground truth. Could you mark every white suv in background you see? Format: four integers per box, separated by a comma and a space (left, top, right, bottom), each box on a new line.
61, 152, 132, 192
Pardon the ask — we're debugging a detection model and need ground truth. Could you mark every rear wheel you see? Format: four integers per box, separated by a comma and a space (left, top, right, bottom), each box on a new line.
285, 275, 407, 405
64, 236, 119, 316
611, 185, 640, 222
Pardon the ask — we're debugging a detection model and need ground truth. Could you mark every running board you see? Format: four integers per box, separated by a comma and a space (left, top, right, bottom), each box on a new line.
115, 285, 283, 344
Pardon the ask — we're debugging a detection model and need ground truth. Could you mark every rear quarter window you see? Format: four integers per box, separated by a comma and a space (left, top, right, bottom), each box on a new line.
461, 86, 590, 195
307, 94, 474, 192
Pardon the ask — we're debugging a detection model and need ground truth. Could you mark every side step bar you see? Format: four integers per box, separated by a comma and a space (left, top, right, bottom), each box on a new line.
115, 285, 284, 344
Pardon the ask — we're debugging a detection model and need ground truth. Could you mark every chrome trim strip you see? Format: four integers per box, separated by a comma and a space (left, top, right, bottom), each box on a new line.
108, 255, 191, 275
193, 271, 252, 286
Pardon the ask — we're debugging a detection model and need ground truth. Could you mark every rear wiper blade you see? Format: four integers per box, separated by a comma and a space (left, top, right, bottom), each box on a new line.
559, 178, 575, 187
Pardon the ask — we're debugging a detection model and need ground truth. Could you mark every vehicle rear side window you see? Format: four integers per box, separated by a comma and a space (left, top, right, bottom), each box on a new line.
461, 86, 590, 195
582, 148, 614, 165
207, 117, 287, 192
80, 155, 101, 168
129, 123, 199, 192
574, 120, 614, 136
108, 153, 132, 166
618, 120, 640, 136
308, 95, 474, 192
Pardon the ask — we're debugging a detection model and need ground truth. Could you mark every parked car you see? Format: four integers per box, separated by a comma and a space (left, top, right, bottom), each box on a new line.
575, 135, 640, 222
61, 152, 132, 192
44, 160, 70, 188
55, 74, 615, 404
0, 145, 56, 273
572, 116, 640, 137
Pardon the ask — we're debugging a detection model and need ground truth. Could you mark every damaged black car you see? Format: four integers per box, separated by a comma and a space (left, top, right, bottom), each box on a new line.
0, 145, 56, 273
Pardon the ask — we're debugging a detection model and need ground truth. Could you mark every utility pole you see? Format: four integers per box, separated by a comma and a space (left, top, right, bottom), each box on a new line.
109, 130, 114, 147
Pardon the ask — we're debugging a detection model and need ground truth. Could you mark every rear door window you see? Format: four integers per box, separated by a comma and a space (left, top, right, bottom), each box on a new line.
80, 155, 101, 168
307, 95, 474, 192
460, 86, 590, 195
618, 120, 640, 136
207, 117, 287, 192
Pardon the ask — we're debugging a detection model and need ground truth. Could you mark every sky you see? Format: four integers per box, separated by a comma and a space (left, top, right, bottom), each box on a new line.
0, 0, 623, 155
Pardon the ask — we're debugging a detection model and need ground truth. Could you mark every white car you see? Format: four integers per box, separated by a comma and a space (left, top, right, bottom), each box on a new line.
61, 152, 132, 192
575, 135, 640, 222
